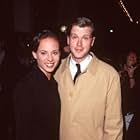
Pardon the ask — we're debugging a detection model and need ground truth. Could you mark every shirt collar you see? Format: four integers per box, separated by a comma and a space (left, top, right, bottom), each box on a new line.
70, 53, 93, 73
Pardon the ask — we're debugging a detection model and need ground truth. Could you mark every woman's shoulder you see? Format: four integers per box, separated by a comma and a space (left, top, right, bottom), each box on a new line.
14, 69, 37, 94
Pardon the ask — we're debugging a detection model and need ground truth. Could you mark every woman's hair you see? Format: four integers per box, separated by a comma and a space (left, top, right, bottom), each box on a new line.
31, 30, 59, 52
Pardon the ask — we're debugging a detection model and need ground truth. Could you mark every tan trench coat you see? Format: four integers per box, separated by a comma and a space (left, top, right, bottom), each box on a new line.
55, 54, 123, 140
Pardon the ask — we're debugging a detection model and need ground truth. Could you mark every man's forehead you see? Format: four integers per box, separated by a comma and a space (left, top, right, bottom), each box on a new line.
71, 26, 92, 34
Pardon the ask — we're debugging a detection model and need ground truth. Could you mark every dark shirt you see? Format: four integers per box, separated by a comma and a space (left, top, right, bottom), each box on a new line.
120, 70, 135, 115
126, 66, 140, 140
14, 66, 60, 140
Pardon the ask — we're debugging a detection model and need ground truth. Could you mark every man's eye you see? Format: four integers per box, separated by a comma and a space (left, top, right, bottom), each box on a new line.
83, 37, 90, 40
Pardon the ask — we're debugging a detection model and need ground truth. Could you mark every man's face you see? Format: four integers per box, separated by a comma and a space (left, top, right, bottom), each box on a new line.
67, 25, 95, 63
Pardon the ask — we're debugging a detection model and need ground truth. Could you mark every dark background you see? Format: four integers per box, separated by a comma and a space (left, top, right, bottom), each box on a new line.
0, 0, 140, 60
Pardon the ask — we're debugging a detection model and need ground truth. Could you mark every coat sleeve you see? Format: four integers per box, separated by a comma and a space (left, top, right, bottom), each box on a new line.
104, 71, 123, 140
14, 82, 33, 140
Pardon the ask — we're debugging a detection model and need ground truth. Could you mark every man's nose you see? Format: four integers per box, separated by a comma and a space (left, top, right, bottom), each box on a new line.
77, 39, 82, 46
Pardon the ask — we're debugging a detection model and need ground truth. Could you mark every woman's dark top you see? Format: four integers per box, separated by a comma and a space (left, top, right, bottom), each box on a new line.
126, 66, 140, 140
120, 70, 134, 115
14, 66, 60, 140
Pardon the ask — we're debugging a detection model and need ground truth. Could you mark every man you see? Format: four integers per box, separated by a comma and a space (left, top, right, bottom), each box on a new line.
55, 17, 123, 140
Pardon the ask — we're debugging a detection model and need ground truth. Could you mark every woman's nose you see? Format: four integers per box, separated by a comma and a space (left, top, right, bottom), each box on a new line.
47, 54, 53, 61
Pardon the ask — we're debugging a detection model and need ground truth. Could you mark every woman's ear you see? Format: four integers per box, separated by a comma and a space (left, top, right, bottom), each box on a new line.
32, 51, 37, 59
67, 36, 70, 46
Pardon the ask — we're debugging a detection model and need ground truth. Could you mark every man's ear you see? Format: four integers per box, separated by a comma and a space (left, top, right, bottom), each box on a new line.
91, 37, 96, 46
32, 51, 37, 59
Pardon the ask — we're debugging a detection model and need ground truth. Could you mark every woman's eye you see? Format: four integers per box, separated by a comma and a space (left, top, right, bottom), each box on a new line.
40, 51, 46, 55
53, 51, 59, 55
71, 35, 77, 39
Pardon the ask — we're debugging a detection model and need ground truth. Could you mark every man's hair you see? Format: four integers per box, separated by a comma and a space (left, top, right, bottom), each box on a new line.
31, 30, 59, 52
67, 17, 95, 37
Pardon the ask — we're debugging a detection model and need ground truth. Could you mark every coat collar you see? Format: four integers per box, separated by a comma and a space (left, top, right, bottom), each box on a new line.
61, 52, 100, 76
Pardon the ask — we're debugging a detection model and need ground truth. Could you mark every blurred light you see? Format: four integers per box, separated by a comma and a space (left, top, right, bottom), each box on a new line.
109, 29, 114, 33
136, 21, 139, 24
27, 43, 30, 47
60, 25, 67, 33
118, 0, 134, 23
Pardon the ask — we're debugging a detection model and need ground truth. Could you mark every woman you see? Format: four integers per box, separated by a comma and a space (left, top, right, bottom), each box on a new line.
14, 30, 61, 140
118, 50, 139, 140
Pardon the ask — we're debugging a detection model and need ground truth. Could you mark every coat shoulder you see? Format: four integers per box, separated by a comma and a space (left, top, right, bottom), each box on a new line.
54, 58, 67, 82
97, 58, 119, 77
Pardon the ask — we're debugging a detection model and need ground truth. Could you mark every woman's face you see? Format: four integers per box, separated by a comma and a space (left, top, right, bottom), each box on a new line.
32, 37, 60, 77
126, 52, 137, 67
